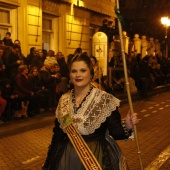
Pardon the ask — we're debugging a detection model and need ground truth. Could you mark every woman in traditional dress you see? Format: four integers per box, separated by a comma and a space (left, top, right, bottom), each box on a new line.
42, 53, 138, 170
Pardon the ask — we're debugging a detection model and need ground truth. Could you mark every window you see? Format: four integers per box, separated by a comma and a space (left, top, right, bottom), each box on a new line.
0, 9, 10, 23
42, 33, 50, 51
42, 17, 53, 51
0, 9, 11, 40
42, 18, 52, 30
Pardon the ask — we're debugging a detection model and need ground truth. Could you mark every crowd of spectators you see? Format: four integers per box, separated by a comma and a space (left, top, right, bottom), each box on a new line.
0, 32, 73, 123
109, 50, 170, 98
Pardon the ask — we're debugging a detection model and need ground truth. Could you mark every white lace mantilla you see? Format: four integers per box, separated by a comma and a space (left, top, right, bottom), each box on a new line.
56, 88, 120, 135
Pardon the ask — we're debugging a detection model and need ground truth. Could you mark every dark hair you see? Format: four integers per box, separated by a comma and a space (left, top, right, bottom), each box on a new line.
108, 21, 113, 26
14, 39, 20, 44
6, 32, 11, 36
18, 65, 28, 73
11, 44, 20, 49
103, 19, 108, 24
74, 47, 82, 55
142, 55, 149, 62
30, 66, 38, 73
90, 56, 97, 64
47, 50, 55, 57
30, 47, 36, 53
70, 53, 94, 78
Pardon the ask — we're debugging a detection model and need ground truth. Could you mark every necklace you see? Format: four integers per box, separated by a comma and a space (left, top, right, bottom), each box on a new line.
72, 86, 93, 114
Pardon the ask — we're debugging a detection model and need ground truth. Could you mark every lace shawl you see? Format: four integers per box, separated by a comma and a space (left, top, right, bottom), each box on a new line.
56, 88, 120, 135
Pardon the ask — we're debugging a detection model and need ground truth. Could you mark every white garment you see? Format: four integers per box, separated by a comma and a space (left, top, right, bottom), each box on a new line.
56, 88, 120, 135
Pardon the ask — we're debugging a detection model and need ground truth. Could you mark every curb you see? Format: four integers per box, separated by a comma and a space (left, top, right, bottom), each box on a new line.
0, 112, 55, 139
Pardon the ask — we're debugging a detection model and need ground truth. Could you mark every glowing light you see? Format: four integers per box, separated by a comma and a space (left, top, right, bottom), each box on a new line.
161, 17, 170, 27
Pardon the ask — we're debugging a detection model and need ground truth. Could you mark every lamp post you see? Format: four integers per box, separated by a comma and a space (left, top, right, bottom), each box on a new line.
161, 17, 170, 58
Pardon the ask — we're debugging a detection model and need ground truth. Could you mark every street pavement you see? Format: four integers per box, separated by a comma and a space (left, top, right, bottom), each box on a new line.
0, 85, 170, 170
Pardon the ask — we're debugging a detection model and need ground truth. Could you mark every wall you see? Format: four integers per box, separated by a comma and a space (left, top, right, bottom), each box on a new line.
0, 0, 116, 57
65, 6, 91, 56
27, 0, 42, 54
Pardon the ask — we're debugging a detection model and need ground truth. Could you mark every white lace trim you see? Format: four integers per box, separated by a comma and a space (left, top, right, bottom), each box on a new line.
56, 88, 120, 135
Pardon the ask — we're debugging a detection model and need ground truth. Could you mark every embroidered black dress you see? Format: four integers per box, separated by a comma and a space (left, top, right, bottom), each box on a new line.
42, 87, 130, 170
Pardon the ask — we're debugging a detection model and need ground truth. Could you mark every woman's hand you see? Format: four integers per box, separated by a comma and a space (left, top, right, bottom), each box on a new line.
125, 110, 138, 130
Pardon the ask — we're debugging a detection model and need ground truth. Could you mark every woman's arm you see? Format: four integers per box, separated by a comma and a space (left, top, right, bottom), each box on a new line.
106, 108, 132, 140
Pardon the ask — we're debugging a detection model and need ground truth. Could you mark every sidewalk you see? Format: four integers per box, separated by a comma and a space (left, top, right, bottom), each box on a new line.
0, 112, 55, 139
0, 84, 170, 139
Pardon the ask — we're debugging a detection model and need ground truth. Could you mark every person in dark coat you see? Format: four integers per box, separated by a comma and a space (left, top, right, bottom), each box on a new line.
56, 52, 69, 78
3, 32, 13, 47
5, 44, 23, 83
40, 64, 60, 111
29, 49, 44, 72
138, 55, 154, 97
13, 39, 26, 65
1, 78, 18, 121
13, 65, 34, 119
56, 52, 69, 99
98, 19, 108, 35
25, 47, 37, 70
28, 67, 48, 115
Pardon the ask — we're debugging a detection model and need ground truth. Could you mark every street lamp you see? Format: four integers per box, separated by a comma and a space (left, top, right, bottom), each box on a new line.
161, 17, 170, 58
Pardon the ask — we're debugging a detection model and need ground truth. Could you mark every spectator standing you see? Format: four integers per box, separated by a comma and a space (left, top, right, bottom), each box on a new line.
3, 32, 13, 47
25, 47, 37, 70
156, 52, 168, 77
5, 44, 23, 83
107, 21, 117, 44
98, 19, 108, 35
138, 56, 154, 98
56, 52, 69, 96
13, 39, 26, 65
29, 49, 44, 71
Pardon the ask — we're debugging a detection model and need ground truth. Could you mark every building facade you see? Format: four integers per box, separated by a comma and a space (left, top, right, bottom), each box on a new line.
0, 0, 116, 58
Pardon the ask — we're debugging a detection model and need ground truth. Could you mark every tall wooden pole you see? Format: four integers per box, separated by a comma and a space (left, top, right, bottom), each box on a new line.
165, 26, 168, 58
115, 0, 144, 169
